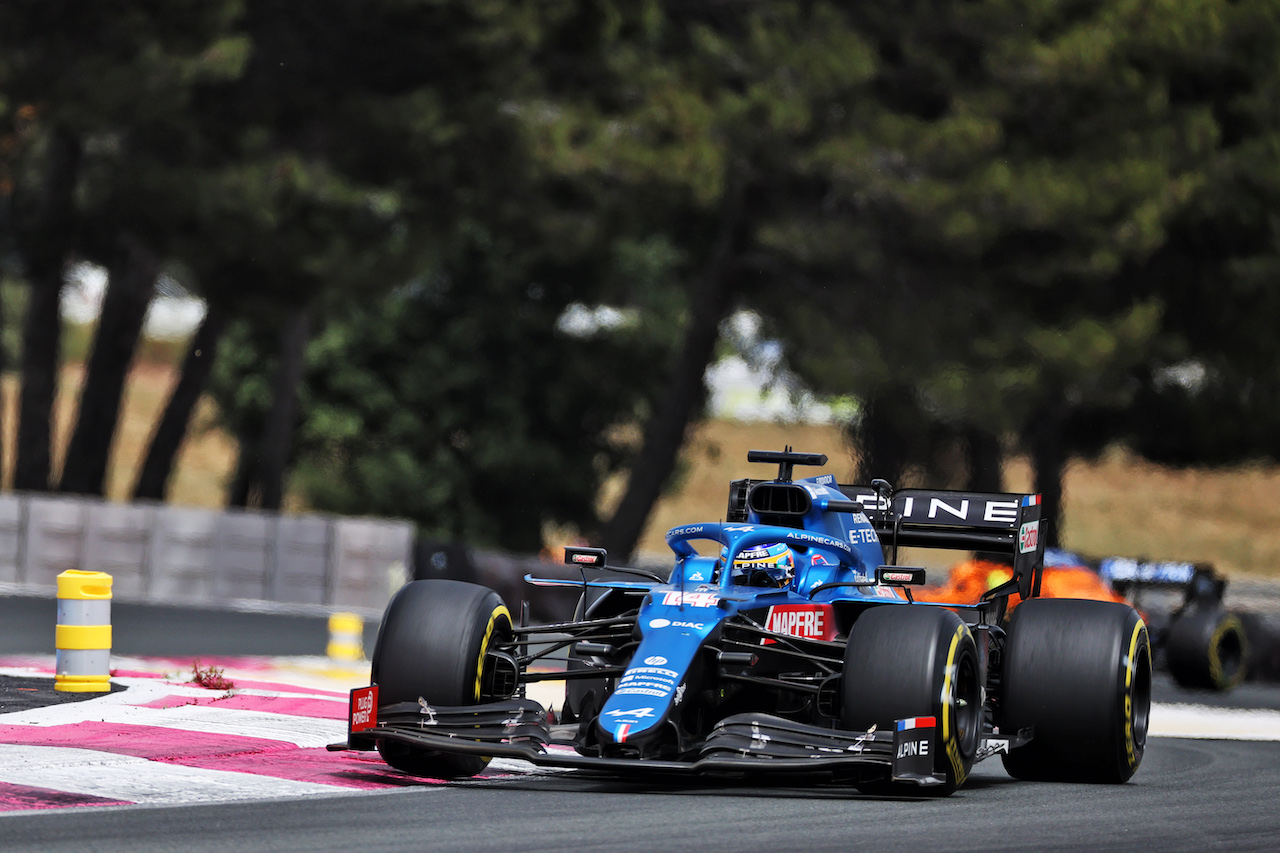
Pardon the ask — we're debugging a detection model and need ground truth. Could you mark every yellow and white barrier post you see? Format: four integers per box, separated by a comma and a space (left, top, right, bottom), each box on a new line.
327, 611, 364, 662
55, 570, 113, 692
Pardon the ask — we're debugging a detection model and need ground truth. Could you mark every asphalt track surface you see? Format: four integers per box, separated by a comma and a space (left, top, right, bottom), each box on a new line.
3, 598, 1280, 851
0, 735, 1276, 852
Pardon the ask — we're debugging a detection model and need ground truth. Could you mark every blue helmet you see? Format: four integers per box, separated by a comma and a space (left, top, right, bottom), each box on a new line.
720, 542, 795, 588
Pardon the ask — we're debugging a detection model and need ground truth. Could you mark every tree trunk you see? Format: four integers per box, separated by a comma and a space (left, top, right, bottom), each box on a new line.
14, 128, 81, 492
600, 185, 744, 561
227, 430, 259, 509
257, 306, 311, 510
963, 426, 1004, 492
851, 384, 921, 487
133, 306, 227, 501
1030, 401, 1068, 548
14, 277, 62, 492
59, 238, 158, 496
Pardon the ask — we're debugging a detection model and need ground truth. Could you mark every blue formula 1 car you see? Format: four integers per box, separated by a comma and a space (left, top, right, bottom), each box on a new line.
332, 449, 1152, 795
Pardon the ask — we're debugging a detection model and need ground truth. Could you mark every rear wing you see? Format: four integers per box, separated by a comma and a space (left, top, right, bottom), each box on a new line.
838, 486, 1046, 600
1093, 556, 1224, 607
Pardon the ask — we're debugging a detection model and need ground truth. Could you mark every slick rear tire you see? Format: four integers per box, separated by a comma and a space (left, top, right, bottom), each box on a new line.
1165, 605, 1247, 692
370, 579, 512, 779
1000, 598, 1151, 783
841, 605, 981, 796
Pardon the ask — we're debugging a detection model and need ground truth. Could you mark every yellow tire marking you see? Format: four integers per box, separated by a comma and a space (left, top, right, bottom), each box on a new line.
473, 604, 512, 701
474, 603, 511, 768
1124, 617, 1146, 768
1208, 616, 1244, 689
942, 623, 968, 786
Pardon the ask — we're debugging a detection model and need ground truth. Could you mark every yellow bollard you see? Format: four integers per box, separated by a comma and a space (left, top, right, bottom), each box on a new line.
327, 611, 364, 662
55, 570, 113, 692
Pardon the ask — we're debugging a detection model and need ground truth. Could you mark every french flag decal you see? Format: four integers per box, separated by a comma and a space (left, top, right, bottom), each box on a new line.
615, 723, 631, 743
1022, 494, 1041, 507
896, 716, 936, 731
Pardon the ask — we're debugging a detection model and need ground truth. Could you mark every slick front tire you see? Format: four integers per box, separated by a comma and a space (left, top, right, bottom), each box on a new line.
842, 605, 981, 796
1165, 605, 1247, 692
1000, 598, 1151, 783
370, 579, 512, 778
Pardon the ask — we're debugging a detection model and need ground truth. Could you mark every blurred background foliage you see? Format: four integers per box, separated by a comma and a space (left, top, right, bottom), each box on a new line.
2, 0, 1280, 558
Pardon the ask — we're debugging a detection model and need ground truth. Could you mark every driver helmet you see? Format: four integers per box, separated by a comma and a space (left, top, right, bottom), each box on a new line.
720, 542, 796, 588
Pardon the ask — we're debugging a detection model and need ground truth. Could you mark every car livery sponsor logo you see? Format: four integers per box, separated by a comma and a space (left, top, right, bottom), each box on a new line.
849, 528, 878, 545
810, 553, 833, 566
814, 474, 836, 486
853, 492, 1037, 526
605, 707, 655, 720
764, 605, 836, 641
571, 553, 598, 564
740, 546, 772, 560
881, 571, 916, 583
662, 591, 720, 608
614, 665, 679, 697
668, 525, 705, 538
647, 619, 706, 631
1019, 520, 1040, 554
895, 716, 935, 762
895, 496, 1020, 524
349, 685, 378, 733
644, 656, 667, 666
689, 571, 706, 581
783, 527, 855, 555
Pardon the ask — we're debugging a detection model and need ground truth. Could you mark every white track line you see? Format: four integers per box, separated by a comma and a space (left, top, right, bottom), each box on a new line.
0, 678, 343, 748
0, 745, 355, 805
1150, 702, 1280, 741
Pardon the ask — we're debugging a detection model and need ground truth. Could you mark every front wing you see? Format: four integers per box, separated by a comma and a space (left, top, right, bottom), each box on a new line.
329, 694, 1030, 785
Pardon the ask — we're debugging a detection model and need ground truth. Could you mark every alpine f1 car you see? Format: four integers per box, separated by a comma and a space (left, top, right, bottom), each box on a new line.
331, 449, 1152, 794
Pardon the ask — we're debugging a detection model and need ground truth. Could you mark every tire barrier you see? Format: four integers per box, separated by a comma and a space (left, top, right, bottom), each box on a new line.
54, 570, 113, 693
326, 612, 365, 662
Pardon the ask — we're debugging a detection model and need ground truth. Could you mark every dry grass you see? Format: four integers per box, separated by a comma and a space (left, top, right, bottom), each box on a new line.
7, 363, 1280, 579
1, 363, 237, 507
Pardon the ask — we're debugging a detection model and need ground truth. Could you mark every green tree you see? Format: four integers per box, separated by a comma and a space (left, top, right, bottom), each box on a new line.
526, 1, 881, 558
766, 0, 1254, 545
0, 0, 243, 492
1123, 0, 1280, 468
133, 0, 556, 505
